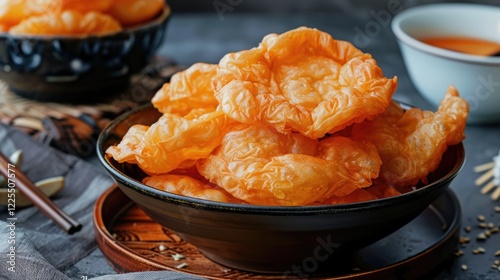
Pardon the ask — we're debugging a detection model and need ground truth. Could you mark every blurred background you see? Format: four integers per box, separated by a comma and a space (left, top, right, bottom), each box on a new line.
162, 0, 500, 66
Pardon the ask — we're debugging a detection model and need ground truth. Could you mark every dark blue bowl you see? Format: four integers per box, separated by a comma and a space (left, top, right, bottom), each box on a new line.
97, 104, 465, 274
0, 6, 170, 102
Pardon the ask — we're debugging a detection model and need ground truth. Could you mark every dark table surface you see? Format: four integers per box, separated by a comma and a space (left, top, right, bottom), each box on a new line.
65, 11, 500, 280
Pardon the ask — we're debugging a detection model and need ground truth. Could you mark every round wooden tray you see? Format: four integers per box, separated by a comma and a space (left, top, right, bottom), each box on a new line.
93, 185, 461, 279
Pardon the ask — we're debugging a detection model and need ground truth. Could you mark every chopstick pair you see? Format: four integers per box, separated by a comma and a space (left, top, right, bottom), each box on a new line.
0, 151, 82, 234
474, 156, 500, 200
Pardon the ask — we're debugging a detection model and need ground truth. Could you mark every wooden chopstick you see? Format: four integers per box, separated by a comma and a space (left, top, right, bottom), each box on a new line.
474, 169, 494, 186
0, 152, 82, 234
480, 180, 496, 194
474, 161, 495, 173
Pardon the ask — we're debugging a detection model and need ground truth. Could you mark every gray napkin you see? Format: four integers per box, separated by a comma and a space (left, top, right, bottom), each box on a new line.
0, 121, 113, 280
0, 123, 203, 280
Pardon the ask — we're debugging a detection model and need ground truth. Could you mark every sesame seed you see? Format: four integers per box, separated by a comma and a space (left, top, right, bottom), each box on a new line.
158, 245, 166, 252
491, 227, 499, 234
494, 206, 500, 212
459, 236, 470, 244
495, 250, 500, 256
485, 230, 491, 237
478, 222, 487, 228
494, 260, 500, 265
454, 250, 464, 257
464, 226, 471, 233
461, 264, 468, 271
478, 215, 486, 222
477, 233, 487, 241
488, 222, 495, 229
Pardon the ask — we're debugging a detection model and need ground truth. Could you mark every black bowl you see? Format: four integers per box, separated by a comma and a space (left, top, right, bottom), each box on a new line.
97, 104, 465, 275
0, 6, 170, 103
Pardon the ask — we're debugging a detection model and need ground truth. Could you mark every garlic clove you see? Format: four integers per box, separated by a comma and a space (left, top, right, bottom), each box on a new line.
0, 176, 65, 207
9, 149, 23, 168
0, 149, 23, 187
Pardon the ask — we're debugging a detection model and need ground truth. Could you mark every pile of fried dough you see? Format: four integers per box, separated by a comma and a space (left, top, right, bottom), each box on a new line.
107, 27, 469, 206
0, 0, 165, 35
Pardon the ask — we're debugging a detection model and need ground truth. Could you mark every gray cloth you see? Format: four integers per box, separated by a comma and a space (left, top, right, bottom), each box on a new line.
0, 123, 110, 280
0, 124, 202, 280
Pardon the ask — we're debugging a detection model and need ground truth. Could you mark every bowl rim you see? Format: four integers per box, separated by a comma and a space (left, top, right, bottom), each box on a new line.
391, 3, 500, 65
97, 103, 466, 215
0, 5, 171, 40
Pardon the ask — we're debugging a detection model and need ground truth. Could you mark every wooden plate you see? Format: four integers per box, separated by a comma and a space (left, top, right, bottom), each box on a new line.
93, 185, 461, 279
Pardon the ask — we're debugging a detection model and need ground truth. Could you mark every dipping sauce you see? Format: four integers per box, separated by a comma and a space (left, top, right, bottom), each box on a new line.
420, 36, 500, 56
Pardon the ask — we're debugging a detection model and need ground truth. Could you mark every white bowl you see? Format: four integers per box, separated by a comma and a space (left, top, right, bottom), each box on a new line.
391, 3, 500, 123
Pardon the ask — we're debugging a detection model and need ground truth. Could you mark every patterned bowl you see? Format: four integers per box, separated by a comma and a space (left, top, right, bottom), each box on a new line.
0, 6, 170, 103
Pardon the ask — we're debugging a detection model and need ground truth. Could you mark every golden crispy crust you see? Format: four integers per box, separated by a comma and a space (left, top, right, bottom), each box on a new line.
105, 125, 148, 164
350, 86, 468, 187
143, 174, 236, 203
33, 0, 114, 13
197, 125, 381, 206
0, 0, 34, 27
152, 63, 219, 116
107, 0, 164, 27
106, 27, 469, 206
213, 27, 397, 139
9, 10, 122, 36
107, 111, 237, 175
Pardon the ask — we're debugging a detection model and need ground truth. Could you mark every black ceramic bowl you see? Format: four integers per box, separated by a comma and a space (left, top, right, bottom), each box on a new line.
0, 6, 170, 103
97, 104, 465, 275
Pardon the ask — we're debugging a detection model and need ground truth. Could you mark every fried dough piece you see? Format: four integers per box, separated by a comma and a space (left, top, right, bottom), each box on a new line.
105, 124, 148, 164
350, 86, 468, 187
107, 111, 236, 174
322, 183, 401, 204
143, 174, 235, 203
322, 188, 378, 204
317, 136, 382, 198
197, 125, 381, 206
152, 63, 219, 116
213, 27, 397, 139
365, 184, 401, 198
107, 0, 164, 27
0, 0, 34, 27
108, 63, 234, 175
33, 0, 113, 13
9, 10, 122, 36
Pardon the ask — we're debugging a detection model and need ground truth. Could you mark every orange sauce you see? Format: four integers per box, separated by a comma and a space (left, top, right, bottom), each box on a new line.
420, 36, 500, 56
